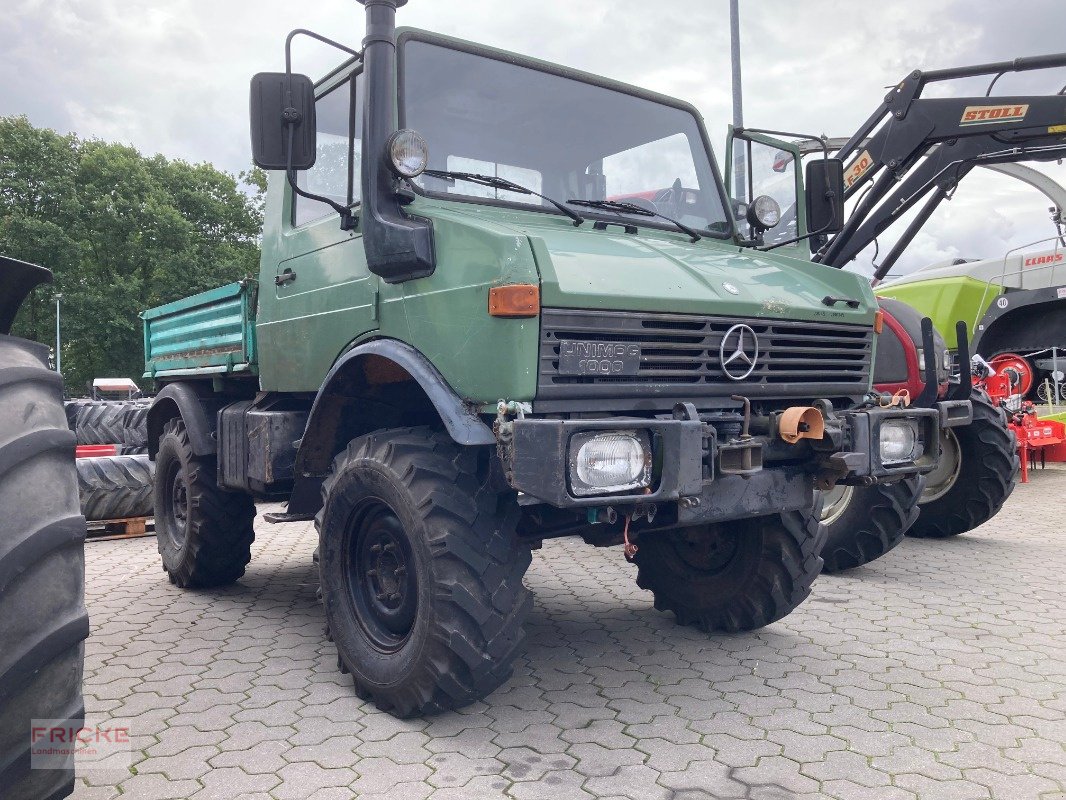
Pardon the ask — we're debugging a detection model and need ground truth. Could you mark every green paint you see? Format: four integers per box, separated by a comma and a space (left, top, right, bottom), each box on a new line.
875, 276, 997, 348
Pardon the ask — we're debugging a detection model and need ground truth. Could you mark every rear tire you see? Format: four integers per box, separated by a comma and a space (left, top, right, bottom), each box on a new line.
633, 497, 826, 632
908, 390, 1019, 538
0, 334, 87, 800
153, 418, 255, 587
317, 427, 532, 717
817, 476, 924, 573
77, 455, 154, 521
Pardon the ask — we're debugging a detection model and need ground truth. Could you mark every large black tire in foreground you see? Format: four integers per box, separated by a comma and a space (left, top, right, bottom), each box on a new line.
633, 497, 826, 632
153, 418, 256, 587
77, 454, 154, 521
908, 389, 1019, 538
317, 427, 532, 717
817, 475, 924, 573
0, 334, 88, 800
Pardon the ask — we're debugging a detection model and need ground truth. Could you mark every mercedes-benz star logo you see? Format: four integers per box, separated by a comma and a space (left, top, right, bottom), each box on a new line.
719, 324, 759, 381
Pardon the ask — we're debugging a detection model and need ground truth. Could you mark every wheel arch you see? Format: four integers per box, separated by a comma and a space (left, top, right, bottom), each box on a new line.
287, 339, 496, 517
146, 382, 225, 459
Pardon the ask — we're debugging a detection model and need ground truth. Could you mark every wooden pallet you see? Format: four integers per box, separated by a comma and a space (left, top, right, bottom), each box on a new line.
86, 516, 155, 541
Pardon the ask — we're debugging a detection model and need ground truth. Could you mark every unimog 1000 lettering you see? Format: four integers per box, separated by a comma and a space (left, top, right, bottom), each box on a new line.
142, 0, 964, 717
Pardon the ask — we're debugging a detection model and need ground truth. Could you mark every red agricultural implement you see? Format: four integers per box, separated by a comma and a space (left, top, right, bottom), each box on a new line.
976, 360, 1066, 482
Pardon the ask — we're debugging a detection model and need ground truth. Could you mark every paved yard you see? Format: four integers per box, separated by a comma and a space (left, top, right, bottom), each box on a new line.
74, 469, 1066, 800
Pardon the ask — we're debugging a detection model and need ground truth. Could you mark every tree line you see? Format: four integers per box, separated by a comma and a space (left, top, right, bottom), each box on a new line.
0, 115, 265, 393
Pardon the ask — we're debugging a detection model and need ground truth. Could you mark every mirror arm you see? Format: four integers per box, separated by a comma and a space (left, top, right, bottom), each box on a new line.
284, 125, 358, 231
285, 29, 362, 73
281, 29, 363, 231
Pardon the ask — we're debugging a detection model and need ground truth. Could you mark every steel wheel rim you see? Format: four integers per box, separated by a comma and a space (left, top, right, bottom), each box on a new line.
344, 498, 417, 652
162, 460, 189, 549
820, 484, 854, 526
673, 525, 741, 575
921, 429, 961, 504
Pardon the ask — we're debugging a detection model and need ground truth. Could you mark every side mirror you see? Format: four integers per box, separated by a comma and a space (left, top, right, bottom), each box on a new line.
249, 72, 317, 171
805, 158, 845, 234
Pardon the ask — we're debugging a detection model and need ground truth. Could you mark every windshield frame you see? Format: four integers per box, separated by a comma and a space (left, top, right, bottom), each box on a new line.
396, 29, 735, 240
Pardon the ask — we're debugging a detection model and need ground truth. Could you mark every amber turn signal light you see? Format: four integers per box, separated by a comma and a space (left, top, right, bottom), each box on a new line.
873, 309, 884, 334
489, 284, 540, 317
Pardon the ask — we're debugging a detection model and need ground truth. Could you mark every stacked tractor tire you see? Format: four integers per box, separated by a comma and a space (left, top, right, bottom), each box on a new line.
65, 399, 154, 521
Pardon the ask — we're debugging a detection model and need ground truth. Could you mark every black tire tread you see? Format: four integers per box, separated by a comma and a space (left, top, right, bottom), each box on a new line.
909, 389, 1020, 538
70, 400, 132, 445
77, 454, 154, 521
819, 475, 924, 573
634, 496, 827, 633
318, 427, 531, 717
155, 418, 255, 587
0, 334, 87, 800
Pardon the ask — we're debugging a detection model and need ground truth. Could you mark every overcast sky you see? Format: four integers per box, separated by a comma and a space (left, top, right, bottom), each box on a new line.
3, 0, 1066, 275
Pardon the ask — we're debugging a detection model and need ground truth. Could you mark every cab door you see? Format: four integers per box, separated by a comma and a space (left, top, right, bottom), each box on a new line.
257, 70, 377, 393
725, 126, 806, 248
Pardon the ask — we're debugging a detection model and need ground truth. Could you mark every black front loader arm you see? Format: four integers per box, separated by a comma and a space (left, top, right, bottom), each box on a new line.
814, 51, 1066, 274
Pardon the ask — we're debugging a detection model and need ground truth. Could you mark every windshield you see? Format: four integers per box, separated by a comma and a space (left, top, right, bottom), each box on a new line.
401, 38, 731, 237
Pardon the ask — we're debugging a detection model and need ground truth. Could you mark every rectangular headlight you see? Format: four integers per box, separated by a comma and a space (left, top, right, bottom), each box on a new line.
568, 430, 652, 497
879, 419, 921, 465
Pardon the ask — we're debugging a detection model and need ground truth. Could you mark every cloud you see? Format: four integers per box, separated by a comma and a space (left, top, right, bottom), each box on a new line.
2, 0, 1064, 277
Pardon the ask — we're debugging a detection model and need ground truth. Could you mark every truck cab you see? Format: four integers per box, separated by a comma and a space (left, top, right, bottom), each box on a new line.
143, 0, 950, 718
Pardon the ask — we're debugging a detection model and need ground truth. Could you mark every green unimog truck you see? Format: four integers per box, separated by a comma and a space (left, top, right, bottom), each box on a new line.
140, 0, 963, 717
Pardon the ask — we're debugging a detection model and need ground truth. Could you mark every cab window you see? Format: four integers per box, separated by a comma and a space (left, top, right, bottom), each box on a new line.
293, 72, 364, 227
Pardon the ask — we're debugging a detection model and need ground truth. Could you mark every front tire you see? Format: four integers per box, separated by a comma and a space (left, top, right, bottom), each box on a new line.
633, 498, 826, 632
908, 389, 1019, 538
817, 476, 924, 573
0, 334, 88, 800
317, 427, 532, 717
153, 418, 256, 587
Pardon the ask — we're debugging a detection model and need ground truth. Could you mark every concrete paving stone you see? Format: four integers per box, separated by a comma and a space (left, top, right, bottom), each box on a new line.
347, 758, 432, 794
134, 743, 218, 781
100, 772, 203, 800
508, 768, 595, 800
566, 741, 646, 777
355, 730, 434, 765
892, 774, 993, 800
189, 766, 282, 799
209, 738, 290, 774
271, 761, 359, 799
493, 723, 570, 754
560, 719, 636, 749
425, 751, 505, 788
426, 775, 510, 800
144, 724, 226, 757
498, 747, 576, 781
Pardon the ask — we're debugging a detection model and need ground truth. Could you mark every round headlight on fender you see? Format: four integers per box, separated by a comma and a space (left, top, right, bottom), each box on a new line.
747, 194, 781, 231
386, 129, 428, 178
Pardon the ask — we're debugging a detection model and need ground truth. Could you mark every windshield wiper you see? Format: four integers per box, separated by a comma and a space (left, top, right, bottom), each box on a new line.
567, 199, 702, 243
422, 170, 584, 227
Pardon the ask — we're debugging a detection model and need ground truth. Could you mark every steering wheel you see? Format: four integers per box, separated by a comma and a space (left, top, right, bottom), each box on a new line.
624, 196, 658, 213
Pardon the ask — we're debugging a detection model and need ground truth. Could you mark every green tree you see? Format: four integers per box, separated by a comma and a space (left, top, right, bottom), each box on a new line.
0, 115, 265, 393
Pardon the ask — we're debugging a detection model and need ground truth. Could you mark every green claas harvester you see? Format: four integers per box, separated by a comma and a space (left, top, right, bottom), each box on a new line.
140, 0, 963, 717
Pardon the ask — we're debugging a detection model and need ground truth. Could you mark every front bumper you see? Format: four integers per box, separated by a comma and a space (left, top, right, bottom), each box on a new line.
498, 400, 969, 525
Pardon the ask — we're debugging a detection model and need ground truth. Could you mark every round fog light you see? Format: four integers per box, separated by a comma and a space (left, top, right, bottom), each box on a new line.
386, 129, 428, 178
747, 194, 781, 230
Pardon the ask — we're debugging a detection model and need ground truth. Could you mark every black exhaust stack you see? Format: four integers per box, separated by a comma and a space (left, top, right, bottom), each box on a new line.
357, 0, 436, 284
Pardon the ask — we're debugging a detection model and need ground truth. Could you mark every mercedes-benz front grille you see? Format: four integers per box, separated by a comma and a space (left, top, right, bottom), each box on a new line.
538, 308, 873, 406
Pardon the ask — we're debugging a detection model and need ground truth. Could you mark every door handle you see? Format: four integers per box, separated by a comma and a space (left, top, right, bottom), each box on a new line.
275, 268, 297, 286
